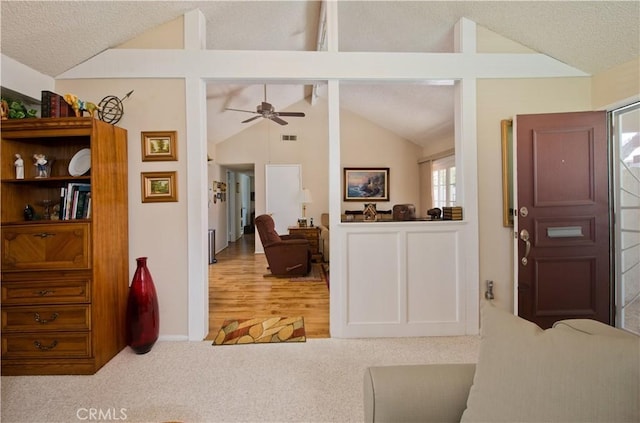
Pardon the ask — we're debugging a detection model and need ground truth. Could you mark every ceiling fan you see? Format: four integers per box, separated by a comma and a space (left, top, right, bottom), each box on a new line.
225, 85, 305, 125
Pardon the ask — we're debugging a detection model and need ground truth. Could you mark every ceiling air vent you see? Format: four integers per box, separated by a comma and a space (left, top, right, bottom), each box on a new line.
281, 134, 298, 142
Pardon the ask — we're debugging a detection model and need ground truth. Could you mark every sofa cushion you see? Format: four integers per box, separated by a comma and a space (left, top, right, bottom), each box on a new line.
460, 303, 640, 422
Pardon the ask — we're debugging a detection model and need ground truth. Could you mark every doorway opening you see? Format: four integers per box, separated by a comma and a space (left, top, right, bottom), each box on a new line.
611, 101, 640, 335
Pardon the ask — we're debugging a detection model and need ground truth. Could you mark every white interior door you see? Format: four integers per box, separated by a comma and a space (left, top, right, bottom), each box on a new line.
265, 164, 302, 234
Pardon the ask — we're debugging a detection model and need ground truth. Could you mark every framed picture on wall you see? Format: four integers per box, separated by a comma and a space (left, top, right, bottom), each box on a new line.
343, 167, 390, 201
141, 171, 178, 203
141, 131, 177, 161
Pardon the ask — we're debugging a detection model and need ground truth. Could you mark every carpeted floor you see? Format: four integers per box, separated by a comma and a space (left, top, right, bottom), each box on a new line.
1, 336, 480, 423
213, 316, 306, 345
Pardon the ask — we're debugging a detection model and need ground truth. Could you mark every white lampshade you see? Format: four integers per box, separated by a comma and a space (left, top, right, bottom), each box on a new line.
301, 188, 313, 204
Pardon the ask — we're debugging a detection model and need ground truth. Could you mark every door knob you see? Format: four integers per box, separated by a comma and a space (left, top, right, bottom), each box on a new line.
520, 229, 531, 266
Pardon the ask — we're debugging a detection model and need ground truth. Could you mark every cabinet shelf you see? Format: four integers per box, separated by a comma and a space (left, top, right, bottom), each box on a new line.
1, 176, 90, 184
1, 219, 92, 226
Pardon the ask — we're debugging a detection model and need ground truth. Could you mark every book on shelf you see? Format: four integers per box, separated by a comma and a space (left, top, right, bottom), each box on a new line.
41, 90, 75, 118
442, 206, 463, 220
59, 182, 91, 220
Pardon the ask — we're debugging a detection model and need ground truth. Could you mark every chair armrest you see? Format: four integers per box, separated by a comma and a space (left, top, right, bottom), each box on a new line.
364, 363, 476, 423
280, 234, 305, 241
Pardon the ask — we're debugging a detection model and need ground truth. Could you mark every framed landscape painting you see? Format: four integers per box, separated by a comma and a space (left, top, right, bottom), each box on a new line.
141, 171, 178, 203
141, 131, 177, 161
343, 167, 390, 201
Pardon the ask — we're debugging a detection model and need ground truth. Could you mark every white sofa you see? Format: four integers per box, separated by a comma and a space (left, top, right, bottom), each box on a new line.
364, 304, 640, 422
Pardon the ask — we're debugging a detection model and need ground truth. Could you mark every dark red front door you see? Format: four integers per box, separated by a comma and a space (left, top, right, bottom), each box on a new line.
516, 111, 611, 329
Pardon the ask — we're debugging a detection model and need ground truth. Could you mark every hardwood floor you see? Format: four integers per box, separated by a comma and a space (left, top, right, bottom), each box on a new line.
206, 233, 330, 340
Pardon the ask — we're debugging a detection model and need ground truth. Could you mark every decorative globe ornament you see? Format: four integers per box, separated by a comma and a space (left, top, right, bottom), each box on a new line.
97, 90, 133, 124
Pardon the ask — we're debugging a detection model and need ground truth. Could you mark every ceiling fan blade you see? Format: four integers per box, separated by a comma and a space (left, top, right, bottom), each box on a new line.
241, 115, 261, 124
277, 112, 305, 117
270, 116, 289, 125
226, 107, 257, 114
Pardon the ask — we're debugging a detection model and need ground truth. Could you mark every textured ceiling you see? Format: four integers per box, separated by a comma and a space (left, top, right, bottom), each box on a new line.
1, 1, 638, 147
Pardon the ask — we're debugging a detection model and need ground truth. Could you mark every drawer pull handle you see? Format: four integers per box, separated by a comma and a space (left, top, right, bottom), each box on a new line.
37, 290, 54, 296
33, 340, 58, 351
33, 232, 55, 238
33, 312, 59, 324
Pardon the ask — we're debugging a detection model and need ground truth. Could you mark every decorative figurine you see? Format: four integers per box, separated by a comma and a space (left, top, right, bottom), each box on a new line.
14, 154, 24, 179
64, 93, 100, 118
363, 203, 378, 221
0, 99, 8, 120
33, 154, 48, 178
427, 207, 442, 220
23, 204, 35, 221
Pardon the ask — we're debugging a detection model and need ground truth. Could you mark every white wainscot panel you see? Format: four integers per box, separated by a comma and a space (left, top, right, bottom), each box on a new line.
346, 231, 399, 324
407, 230, 459, 323
340, 222, 468, 337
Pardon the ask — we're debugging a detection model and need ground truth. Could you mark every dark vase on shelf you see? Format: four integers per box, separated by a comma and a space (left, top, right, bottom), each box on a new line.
126, 257, 159, 354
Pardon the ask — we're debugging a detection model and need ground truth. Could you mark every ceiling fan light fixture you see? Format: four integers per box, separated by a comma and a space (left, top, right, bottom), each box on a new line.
225, 85, 306, 126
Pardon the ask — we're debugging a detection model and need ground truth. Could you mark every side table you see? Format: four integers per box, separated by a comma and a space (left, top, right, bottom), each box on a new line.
288, 225, 322, 262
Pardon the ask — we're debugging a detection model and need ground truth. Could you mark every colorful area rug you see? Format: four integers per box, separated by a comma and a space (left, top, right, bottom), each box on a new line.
212, 317, 306, 345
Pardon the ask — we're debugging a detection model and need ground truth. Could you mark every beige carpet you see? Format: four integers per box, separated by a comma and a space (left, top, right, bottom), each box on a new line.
0, 337, 479, 422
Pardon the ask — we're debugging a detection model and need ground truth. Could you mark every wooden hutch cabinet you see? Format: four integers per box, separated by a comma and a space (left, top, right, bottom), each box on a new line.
1, 118, 129, 375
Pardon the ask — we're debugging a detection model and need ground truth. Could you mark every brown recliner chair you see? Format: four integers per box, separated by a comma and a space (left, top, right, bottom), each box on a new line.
255, 214, 311, 277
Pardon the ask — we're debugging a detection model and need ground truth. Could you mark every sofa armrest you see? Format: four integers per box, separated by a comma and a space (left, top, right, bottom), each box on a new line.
364, 363, 476, 423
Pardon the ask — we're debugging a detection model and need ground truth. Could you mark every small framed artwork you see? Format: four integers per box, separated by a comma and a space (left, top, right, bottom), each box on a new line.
141, 171, 178, 203
343, 167, 390, 201
141, 131, 177, 161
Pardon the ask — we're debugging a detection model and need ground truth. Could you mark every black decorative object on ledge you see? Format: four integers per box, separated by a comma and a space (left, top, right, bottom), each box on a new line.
98, 90, 133, 124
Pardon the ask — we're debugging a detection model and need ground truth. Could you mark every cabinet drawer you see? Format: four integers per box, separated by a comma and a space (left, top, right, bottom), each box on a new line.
2, 332, 91, 358
2, 305, 91, 332
2, 277, 91, 305
1, 223, 90, 271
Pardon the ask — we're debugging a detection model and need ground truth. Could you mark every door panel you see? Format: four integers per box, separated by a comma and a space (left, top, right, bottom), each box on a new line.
516, 111, 610, 328
265, 164, 302, 234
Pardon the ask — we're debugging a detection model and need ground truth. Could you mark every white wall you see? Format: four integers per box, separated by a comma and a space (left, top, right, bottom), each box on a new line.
215, 96, 328, 225
476, 77, 592, 311
214, 96, 423, 225
207, 160, 228, 255
592, 58, 640, 109
340, 107, 423, 214
56, 78, 189, 338
4, 15, 637, 338
56, 18, 191, 339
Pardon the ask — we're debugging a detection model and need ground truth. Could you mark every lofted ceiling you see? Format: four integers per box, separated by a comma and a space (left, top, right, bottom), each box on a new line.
1, 1, 638, 147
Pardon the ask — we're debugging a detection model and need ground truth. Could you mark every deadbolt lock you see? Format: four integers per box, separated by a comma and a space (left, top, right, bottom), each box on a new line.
520, 207, 529, 218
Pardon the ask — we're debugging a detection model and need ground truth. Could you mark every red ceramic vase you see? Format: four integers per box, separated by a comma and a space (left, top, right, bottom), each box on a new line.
126, 257, 159, 354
